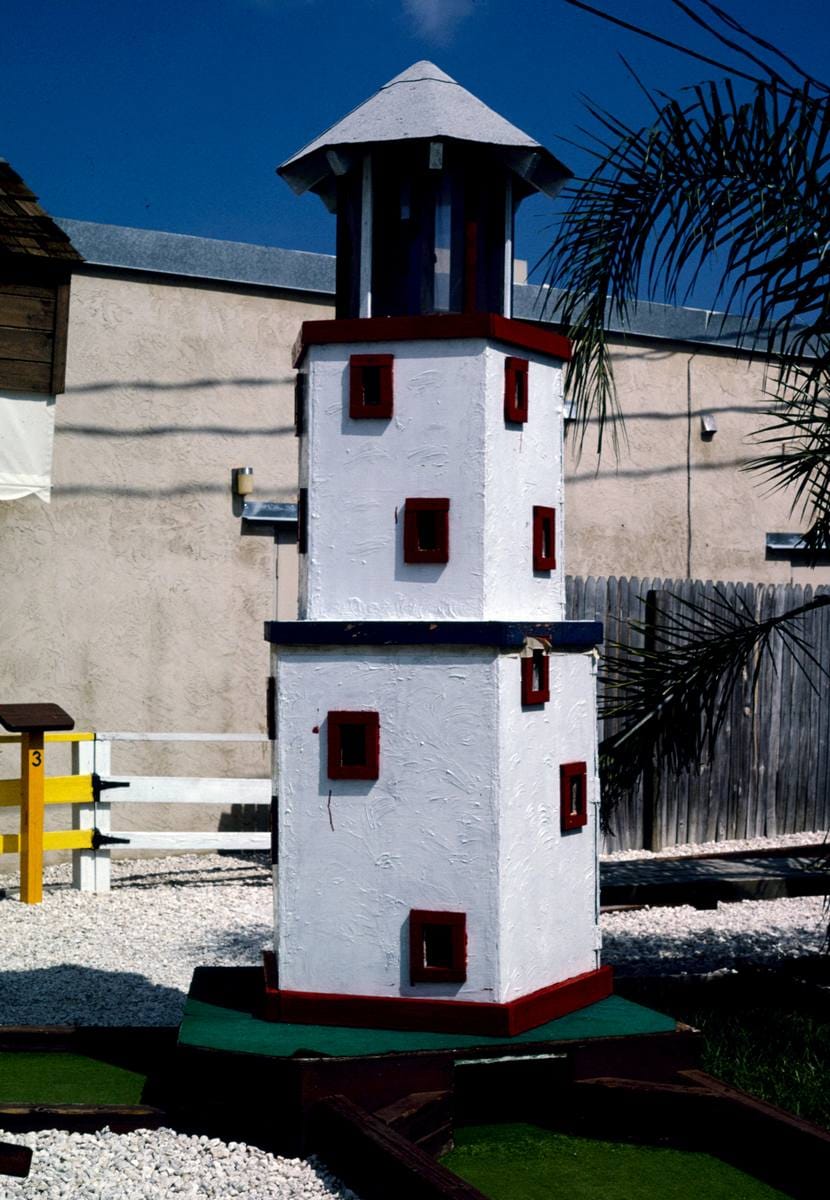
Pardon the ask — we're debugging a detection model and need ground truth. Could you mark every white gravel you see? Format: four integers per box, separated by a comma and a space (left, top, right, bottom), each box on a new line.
0, 842, 824, 1022
0, 855, 273, 1027
602, 829, 828, 861
0, 1128, 359, 1199
602, 893, 825, 976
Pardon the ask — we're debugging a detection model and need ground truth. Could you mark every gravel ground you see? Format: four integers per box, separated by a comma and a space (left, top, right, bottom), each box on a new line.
0, 843, 825, 1025
603, 829, 828, 861
0, 1129, 359, 1200
0, 843, 825, 1197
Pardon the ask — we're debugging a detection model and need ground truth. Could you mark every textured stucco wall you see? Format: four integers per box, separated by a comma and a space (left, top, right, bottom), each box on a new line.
0, 268, 328, 844
301, 340, 565, 622
564, 339, 830, 586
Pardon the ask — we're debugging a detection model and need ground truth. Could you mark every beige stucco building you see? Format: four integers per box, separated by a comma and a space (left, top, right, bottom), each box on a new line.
1, 215, 824, 843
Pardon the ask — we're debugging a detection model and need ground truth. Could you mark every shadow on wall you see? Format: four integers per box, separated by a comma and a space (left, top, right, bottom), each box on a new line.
63, 376, 296, 394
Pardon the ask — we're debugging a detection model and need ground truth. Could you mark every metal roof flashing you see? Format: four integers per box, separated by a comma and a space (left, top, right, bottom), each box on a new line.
54, 219, 786, 355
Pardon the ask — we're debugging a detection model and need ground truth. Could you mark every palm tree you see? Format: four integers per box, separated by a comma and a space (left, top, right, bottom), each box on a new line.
542, 0, 830, 814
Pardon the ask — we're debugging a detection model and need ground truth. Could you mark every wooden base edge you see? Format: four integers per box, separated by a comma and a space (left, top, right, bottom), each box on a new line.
0, 1104, 165, 1135
311, 1094, 488, 1200
262, 956, 613, 1036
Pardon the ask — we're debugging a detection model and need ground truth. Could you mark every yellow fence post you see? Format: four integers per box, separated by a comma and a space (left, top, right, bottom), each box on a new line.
20, 730, 45, 904
0, 703, 75, 905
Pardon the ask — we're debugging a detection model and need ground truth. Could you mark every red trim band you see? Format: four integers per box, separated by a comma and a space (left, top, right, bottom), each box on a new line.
294, 314, 572, 368
262, 964, 613, 1037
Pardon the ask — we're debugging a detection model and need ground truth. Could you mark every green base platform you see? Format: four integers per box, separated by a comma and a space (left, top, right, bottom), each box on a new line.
172, 967, 697, 1161
178, 969, 677, 1059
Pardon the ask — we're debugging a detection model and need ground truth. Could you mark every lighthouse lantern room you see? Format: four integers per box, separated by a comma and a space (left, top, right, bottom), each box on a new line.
266, 62, 610, 1037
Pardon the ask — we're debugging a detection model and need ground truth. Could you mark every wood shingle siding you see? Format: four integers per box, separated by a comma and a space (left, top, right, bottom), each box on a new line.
0, 273, 70, 394
0, 161, 80, 395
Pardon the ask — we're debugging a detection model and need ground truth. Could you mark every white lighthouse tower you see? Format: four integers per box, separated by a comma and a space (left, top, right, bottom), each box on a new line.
266, 63, 610, 1036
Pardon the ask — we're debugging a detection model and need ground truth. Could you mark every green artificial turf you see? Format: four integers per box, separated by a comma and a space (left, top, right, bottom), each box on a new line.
442, 1124, 789, 1200
0, 1052, 146, 1105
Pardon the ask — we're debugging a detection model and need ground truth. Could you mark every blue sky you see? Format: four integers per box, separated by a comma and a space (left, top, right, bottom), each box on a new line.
5, 1, 828, 282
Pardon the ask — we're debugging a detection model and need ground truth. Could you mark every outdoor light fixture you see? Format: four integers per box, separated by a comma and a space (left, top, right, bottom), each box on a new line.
700, 413, 718, 439
233, 466, 254, 496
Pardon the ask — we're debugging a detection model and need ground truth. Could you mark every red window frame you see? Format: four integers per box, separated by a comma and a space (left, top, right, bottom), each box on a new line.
409, 910, 467, 984
533, 506, 556, 571
327, 710, 380, 780
404, 498, 450, 564
560, 761, 588, 831
521, 649, 550, 705
349, 354, 394, 419
504, 356, 529, 423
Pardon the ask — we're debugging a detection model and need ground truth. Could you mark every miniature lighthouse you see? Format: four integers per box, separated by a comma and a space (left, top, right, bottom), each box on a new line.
265, 63, 610, 1036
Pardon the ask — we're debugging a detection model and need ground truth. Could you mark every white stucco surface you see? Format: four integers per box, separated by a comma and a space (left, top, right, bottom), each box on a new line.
276, 646, 501, 1000
275, 643, 599, 1005
497, 650, 600, 1001
300, 338, 565, 621
483, 350, 565, 619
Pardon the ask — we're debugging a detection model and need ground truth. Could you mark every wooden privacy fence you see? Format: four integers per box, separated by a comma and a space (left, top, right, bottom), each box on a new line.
567, 575, 830, 852
0, 731, 270, 897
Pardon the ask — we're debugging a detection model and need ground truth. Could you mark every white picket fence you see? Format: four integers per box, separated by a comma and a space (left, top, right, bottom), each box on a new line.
71, 731, 271, 893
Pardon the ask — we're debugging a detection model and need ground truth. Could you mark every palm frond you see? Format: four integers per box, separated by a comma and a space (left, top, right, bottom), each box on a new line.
543, 17, 830, 458
599, 589, 830, 813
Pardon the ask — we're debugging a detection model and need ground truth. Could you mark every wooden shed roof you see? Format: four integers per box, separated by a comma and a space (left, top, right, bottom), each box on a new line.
0, 160, 82, 261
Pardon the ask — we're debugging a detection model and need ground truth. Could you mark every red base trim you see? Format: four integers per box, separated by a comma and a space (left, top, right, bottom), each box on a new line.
293, 314, 572, 368
261, 956, 612, 1038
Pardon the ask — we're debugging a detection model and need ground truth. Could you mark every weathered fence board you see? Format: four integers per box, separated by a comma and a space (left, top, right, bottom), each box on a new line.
567, 575, 830, 852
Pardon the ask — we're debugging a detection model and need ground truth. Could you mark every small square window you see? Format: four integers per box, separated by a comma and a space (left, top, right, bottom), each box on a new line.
521, 649, 550, 705
327, 711, 380, 780
409, 910, 467, 984
504, 357, 529, 423
560, 761, 588, 831
404, 498, 450, 564
533, 506, 556, 571
349, 354, 394, 419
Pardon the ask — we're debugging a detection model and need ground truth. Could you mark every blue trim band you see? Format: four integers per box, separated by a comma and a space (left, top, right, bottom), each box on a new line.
264, 620, 603, 648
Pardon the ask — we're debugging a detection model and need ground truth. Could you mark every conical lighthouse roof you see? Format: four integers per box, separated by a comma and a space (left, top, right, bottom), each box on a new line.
279, 61, 571, 204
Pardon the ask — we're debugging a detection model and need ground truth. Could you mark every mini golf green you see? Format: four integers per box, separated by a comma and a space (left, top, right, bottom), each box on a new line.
441, 1124, 789, 1200
0, 1053, 147, 1106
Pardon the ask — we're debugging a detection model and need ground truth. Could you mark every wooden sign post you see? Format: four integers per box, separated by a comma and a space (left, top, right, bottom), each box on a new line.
0, 703, 75, 904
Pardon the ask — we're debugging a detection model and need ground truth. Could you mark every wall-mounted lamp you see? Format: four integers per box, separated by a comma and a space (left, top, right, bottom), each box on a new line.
233, 466, 254, 496
700, 414, 718, 439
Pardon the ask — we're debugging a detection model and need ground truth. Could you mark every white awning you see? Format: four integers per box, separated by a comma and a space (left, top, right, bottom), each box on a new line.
0, 391, 56, 503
